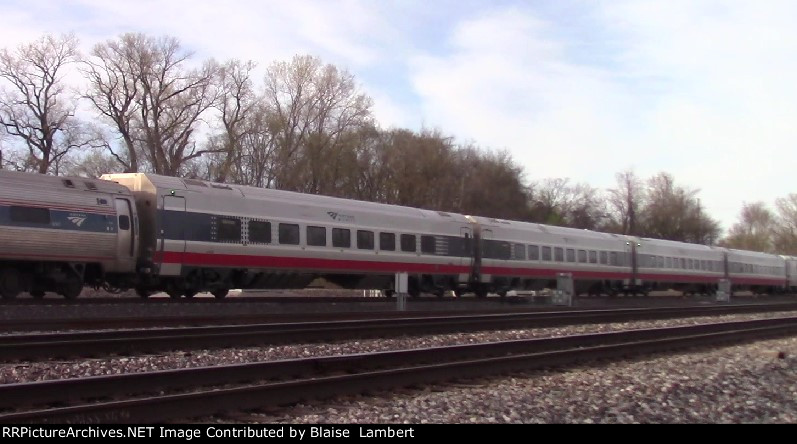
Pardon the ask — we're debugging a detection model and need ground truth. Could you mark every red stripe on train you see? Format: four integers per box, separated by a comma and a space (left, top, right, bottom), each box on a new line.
160, 251, 783, 285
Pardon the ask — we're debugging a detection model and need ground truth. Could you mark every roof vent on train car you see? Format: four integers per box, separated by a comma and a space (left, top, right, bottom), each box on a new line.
210, 183, 233, 190
183, 178, 208, 187
84, 181, 97, 191
437, 211, 452, 217
62, 179, 75, 188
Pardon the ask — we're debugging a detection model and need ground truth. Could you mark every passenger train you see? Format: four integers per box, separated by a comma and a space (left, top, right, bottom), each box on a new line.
0, 169, 795, 299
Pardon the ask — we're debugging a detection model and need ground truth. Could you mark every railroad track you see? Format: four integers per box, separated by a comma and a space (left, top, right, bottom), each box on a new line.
1, 316, 795, 423
2, 303, 797, 361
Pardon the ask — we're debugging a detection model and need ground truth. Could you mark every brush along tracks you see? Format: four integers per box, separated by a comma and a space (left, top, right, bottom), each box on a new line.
1, 316, 796, 423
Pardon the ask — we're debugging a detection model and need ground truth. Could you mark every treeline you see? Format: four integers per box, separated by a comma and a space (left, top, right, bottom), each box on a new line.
0, 33, 794, 253
719, 199, 797, 255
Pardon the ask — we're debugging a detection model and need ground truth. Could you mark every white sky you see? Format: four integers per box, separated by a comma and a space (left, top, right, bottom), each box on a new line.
0, 0, 795, 233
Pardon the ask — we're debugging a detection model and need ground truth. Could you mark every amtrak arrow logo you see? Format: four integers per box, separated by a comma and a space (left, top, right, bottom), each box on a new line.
68, 216, 87, 227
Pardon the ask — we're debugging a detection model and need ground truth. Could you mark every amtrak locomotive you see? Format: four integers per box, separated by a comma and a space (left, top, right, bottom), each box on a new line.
0, 170, 795, 299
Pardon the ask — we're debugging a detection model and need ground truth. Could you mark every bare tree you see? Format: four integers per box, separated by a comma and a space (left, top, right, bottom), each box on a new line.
642, 172, 719, 244
607, 169, 645, 235
84, 33, 219, 176
527, 178, 606, 229
720, 202, 775, 252
529, 178, 571, 225
81, 33, 143, 172
0, 34, 89, 174
207, 59, 257, 182
62, 149, 121, 178
136, 36, 219, 175
264, 55, 373, 193
773, 194, 797, 254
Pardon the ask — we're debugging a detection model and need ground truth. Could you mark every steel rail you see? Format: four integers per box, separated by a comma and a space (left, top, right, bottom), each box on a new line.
3, 301, 796, 333
2, 303, 797, 361
1, 316, 795, 423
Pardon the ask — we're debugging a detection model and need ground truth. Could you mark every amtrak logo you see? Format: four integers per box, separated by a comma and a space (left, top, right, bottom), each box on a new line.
68, 216, 87, 227
327, 211, 355, 223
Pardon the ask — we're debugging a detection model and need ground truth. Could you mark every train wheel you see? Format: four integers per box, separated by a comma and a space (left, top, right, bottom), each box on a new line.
0, 269, 21, 300
212, 289, 229, 299
383, 289, 395, 298
135, 287, 152, 299
30, 291, 45, 299
165, 281, 183, 299
184, 290, 198, 299
475, 285, 488, 299
59, 278, 83, 300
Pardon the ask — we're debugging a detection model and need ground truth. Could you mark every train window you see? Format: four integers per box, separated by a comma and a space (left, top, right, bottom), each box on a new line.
380, 232, 396, 251
610, 252, 619, 266
421, 236, 436, 254
218, 217, 241, 242
118, 215, 130, 230
589, 251, 597, 264
600, 251, 608, 265
514, 244, 526, 260
555, 247, 564, 262
249, 221, 272, 244
332, 228, 351, 248
657, 256, 664, 268
484, 240, 511, 260
307, 226, 326, 246
9, 206, 51, 225
578, 250, 587, 263
542, 246, 552, 261
666, 257, 672, 269
358, 230, 375, 250
680, 258, 686, 269
401, 234, 416, 252
529, 245, 540, 261
279, 223, 300, 245
566, 249, 575, 262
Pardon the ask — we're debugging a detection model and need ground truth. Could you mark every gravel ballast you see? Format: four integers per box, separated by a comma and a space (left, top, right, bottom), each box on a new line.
251, 335, 797, 424
1, 311, 795, 423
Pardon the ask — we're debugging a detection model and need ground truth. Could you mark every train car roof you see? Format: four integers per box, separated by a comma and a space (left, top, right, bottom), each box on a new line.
2, 169, 131, 195
102, 172, 471, 224
635, 236, 726, 252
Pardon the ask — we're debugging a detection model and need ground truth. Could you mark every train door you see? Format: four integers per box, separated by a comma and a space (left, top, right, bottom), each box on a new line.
479, 228, 493, 283
723, 251, 730, 279
459, 226, 473, 284
159, 195, 186, 276
114, 198, 136, 271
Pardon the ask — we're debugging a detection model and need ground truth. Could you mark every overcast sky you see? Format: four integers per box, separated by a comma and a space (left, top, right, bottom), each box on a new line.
1, 0, 795, 232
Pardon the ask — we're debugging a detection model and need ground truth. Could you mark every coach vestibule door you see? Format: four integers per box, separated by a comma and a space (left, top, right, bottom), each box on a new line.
459, 226, 473, 284
115, 198, 136, 271
159, 195, 186, 276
